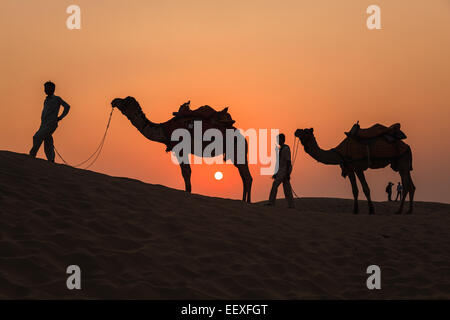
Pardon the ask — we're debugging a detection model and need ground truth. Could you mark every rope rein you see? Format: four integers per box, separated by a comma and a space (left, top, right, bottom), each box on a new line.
290, 137, 301, 199
55, 110, 303, 200
54, 107, 114, 170
291, 137, 300, 167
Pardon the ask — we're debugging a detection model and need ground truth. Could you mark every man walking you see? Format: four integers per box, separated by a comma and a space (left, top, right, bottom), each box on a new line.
266, 133, 295, 208
386, 182, 394, 201
395, 182, 403, 201
29, 81, 70, 162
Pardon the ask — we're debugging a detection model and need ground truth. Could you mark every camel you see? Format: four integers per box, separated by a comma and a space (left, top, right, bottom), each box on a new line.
294, 125, 415, 214
111, 96, 253, 202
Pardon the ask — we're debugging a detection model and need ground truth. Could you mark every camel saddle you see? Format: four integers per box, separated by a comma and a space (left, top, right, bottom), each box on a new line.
171, 101, 234, 126
163, 101, 236, 152
173, 101, 216, 119
345, 122, 407, 142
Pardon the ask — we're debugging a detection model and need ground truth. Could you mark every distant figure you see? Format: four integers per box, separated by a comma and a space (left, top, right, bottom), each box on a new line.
385, 182, 394, 201
395, 182, 403, 201
29, 81, 70, 162
266, 134, 295, 208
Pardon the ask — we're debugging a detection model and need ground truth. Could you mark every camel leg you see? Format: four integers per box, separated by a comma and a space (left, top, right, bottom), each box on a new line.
356, 170, 375, 215
395, 170, 410, 214
235, 164, 246, 201
348, 172, 359, 214
244, 164, 253, 203
406, 171, 416, 214
235, 164, 253, 203
179, 163, 192, 193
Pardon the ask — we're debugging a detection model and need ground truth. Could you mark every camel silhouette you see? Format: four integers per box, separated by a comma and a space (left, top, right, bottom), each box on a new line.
295, 125, 415, 214
111, 97, 253, 202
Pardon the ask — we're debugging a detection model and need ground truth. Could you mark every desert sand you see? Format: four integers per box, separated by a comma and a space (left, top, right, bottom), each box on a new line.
0, 150, 449, 299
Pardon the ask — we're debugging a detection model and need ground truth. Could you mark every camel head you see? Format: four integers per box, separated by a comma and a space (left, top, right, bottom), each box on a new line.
294, 128, 315, 146
216, 107, 235, 126
111, 96, 139, 112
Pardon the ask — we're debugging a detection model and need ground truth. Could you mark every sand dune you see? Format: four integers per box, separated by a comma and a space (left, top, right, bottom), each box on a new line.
0, 150, 449, 299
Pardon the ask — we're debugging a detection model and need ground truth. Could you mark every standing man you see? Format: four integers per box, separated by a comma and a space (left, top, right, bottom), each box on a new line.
29, 81, 70, 162
395, 182, 403, 201
385, 182, 394, 201
266, 133, 295, 208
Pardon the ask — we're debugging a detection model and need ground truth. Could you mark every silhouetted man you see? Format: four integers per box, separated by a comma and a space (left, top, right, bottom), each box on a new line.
29, 81, 70, 162
395, 182, 403, 201
266, 133, 295, 208
386, 182, 394, 201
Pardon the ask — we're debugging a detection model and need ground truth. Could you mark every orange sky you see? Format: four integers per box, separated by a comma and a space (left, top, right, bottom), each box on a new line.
1, 0, 449, 203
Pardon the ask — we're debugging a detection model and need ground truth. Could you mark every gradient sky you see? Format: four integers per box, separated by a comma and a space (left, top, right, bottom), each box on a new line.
1, 0, 449, 203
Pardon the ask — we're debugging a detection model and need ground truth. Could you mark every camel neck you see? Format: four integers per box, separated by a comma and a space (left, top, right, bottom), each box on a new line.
304, 137, 342, 165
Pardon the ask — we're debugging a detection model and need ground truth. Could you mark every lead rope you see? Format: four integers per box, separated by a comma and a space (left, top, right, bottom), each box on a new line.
54, 107, 114, 170
290, 137, 301, 199
292, 136, 300, 167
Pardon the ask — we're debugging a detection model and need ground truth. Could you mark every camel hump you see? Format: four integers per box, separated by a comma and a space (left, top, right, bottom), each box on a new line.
173, 103, 215, 118
172, 103, 235, 125
335, 137, 410, 162
345, 123, 407, 141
